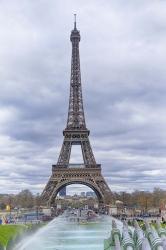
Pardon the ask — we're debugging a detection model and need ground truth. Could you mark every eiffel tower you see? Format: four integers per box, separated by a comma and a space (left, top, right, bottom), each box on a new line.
42, 16, 112, 206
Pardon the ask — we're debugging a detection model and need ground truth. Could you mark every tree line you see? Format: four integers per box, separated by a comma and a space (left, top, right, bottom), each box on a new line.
113, 187, 166, 209
0, 187, 165, 209
0, 190, 40, 209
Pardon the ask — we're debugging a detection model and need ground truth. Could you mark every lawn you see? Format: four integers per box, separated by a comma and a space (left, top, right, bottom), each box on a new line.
0, 224, 31, 250
0, 222, 46, 250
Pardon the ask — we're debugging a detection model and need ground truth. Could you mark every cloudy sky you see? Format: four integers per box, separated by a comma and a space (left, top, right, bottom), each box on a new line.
0, 0, 166, 195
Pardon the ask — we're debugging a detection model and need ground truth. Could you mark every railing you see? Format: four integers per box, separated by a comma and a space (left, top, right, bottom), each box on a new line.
52, 164, 101, 170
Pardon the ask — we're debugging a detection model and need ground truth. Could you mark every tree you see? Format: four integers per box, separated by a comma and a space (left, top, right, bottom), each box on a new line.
16, 189, 34, 208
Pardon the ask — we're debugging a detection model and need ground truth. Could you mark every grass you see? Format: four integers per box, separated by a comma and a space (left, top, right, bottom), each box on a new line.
0, 223, 45, 249
0, 224, 27, 249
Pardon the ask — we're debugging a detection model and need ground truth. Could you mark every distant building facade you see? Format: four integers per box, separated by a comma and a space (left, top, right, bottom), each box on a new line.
59, 187, 66, 197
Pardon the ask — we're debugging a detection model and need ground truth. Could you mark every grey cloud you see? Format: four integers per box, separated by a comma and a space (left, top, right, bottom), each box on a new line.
0, 0, 166, 194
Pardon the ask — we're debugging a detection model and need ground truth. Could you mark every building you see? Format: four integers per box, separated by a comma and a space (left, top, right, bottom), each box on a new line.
59, 187, 66, 197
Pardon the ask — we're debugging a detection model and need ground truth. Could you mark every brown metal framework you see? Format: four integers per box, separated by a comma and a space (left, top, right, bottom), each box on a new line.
42, 17, 112, 205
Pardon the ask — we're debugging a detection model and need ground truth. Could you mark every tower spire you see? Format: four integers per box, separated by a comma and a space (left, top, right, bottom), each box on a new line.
74, 13, 77, 29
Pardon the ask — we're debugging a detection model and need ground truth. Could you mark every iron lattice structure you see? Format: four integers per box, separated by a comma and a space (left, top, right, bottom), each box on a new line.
42, 17, 112, 205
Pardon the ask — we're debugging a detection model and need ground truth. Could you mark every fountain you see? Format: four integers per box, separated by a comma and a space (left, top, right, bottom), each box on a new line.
145, 220, 163, 250
13, 212, 166, 250
104, 219, 166, 250
121, 222, 134, 250
14, 213, 123, 250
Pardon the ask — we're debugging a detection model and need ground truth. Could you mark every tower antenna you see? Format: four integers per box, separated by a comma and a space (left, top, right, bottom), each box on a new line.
74, 13, 77, 29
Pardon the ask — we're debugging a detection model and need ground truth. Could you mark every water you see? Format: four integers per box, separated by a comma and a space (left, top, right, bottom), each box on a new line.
15, 214, 123, 250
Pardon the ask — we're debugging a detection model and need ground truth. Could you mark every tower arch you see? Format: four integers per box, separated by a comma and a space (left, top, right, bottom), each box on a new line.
48, 180, 105, 205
